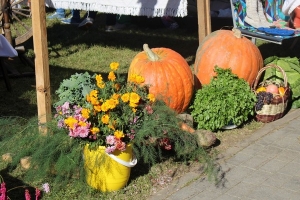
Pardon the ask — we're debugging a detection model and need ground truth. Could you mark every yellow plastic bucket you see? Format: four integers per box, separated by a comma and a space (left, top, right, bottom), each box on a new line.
83, 144, 137, 192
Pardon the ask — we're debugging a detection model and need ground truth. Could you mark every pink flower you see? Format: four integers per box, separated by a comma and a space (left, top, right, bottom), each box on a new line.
57, 119, 65, 128
61, 102, 70, 114
105, 146, 116, 154
115, 140, 126, 151
69, 125, 90, 138
106, 135, 115, 145
0, 182, 7, 200
145, 104, 153, 114
127, 133, 135, 140
42, 183, 50, 193
73, 105, 82, 115
55, 105, 62, 113
25, 189, 31, 200
35, 188, 40, 200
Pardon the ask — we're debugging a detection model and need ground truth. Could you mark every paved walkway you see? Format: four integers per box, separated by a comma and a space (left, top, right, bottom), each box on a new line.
148, 109, 300, 200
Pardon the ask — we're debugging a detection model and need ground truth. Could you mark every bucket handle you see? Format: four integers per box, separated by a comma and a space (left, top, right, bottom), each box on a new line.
106, 153, 137, 168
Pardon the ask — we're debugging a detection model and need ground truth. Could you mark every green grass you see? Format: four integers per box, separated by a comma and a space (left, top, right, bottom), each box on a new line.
1, 9, 300, 199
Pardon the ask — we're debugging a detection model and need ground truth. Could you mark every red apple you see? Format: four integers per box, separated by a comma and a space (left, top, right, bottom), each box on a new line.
266, 84, 279, 94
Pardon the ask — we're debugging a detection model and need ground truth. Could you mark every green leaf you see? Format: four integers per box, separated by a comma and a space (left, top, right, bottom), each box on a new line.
190, 66, 256, 131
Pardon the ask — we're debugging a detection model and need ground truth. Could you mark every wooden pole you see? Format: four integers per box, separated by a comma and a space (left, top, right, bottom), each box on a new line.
31, 0, 51, 132
197, 0, 211, 44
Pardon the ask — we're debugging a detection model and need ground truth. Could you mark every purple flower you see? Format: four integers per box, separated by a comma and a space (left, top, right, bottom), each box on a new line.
106, 135, 115, 145
61, 102, 70, 114
127, 133, 135, 140
73, 105, 82, 115
42, 183, 50, 193
130, 116, 139, 124
105, 146, 116, 154
55, 105, 62, 113
57, 119, 65, 128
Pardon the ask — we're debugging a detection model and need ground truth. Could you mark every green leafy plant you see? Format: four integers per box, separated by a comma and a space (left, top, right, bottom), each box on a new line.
190, 66, 257, 132
54, 72, 96, 107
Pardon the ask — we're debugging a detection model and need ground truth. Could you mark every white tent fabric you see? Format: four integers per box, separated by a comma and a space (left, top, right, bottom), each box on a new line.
45, 0, 188, 17
0, 35, 18, 57
282, 0, 300, 15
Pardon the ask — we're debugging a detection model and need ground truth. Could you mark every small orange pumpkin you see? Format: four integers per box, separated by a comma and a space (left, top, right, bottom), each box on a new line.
194, 28, 263, 87
128, 44, 194, 113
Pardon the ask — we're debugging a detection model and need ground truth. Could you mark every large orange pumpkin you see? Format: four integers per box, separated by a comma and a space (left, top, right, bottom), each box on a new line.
128, 44, 194, 114
194, 28, 263, 86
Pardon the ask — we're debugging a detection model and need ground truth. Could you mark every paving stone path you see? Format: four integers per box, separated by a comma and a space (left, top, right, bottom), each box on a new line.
148, 109, 300, 200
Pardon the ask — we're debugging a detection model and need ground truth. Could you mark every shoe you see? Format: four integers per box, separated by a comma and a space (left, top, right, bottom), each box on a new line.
78, 18, 94, 29
105, 25, 115, 32
169, 22, 179, 30
113, 23, 126, 30
61, 17, 81, 25
48, 12, 65, 20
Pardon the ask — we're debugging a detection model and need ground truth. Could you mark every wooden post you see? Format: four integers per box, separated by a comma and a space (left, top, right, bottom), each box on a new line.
31, 0, 51, 132
197, 0, 211, 44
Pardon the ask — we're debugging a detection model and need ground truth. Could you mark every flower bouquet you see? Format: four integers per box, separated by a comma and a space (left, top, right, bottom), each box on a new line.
54, 62, 156, 154
54, 62, 160, 191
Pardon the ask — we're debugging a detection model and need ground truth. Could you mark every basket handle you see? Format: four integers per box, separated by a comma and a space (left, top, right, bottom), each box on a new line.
252, 63, 288, 90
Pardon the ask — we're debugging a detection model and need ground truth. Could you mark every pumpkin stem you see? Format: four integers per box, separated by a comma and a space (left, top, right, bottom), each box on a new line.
143, 44, 160, 61
232, 28, 242, 39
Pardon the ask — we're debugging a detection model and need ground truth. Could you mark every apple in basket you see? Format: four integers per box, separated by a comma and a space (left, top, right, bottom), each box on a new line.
266, 84, 279, 94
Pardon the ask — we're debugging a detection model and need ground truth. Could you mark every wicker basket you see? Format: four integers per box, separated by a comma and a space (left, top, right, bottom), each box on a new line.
253, 64, 290, 123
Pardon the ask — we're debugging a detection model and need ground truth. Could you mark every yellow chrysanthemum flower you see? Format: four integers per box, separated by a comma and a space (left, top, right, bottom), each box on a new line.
105, 99, 116, 109
132, 108, 137, 113
97, 82, 105, 89
86, 94, 91, 102
128, 74, 145, 84
94, 104, 102, 112
101, 114, 110, 124
121, 93, 130, 103
90, 127, 100, 135
114, 130, 124, 139
87, 90, 98, 103
110, 62, 119, 71
101, 103, 109, 112
129, 101, 138, 108
114, 83, 121, 91
108, 120, 116, 130
108, 71, 116, 81
96, 74, 103, 83
147, 93, 156, 102
135, 75, 145, 84
129, 92, 140, 104
78, 121, 87, 127
128, 74, 137, 83
81, 108, 90, 119
64, 117, 78, 129
111, 93, 120, 100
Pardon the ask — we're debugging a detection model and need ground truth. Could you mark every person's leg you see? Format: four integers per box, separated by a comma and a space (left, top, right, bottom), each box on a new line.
61, 10, 81, 25
106, 14, 117, 26
78, 11, 97, 29
114, 15, 131, 30
86, 11, 97, 19
72, 10, 81, 20
105, 14, 117, 32
48, 8, 65, 20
